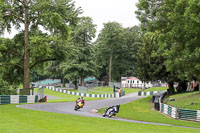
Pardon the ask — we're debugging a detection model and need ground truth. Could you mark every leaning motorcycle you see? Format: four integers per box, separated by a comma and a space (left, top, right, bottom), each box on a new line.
103, 105, 120, 118
74, 99, 84, 111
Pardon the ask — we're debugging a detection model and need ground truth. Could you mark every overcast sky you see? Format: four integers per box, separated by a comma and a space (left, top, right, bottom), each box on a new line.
75, 0, 140, 36
2, 0, 140, 39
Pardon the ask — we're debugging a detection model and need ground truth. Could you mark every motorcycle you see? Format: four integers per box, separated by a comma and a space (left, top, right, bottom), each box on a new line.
103, 105, 120, 118
74, 99, 85, 111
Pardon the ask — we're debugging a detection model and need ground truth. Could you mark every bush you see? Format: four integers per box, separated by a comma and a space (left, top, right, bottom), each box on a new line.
0, 79, 17, 95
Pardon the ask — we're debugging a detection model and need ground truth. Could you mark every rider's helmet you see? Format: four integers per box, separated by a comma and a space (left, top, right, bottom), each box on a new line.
116, 104, 120, 108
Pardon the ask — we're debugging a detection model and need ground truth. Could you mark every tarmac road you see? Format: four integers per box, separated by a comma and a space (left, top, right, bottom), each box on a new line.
18, 92, 144, 118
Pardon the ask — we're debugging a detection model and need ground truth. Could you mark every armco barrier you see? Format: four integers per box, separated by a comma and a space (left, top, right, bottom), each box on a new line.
160, 103, 178, 119
179, 109, 200, 122
0, 95, 38, 104
160, 103, 200, 122
138, 91, 158, 96
46, 86, 123, 98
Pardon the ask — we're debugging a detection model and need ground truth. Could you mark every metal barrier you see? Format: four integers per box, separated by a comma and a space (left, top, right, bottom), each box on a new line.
160, 103, 200, 122
160, 103, 178, 119
178, 108, 200, 122
138, 91, 158, 96
46, 85, 124, 98
0, 95, 38, 104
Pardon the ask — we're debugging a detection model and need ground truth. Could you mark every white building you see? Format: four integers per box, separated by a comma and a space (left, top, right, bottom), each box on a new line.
121, 77, 152, 88
121, 77, 168, 88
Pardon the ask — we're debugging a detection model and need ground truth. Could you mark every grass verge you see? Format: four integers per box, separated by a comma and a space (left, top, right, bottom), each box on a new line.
51, 87, 140, 95
122, 88, 141, 94
0, 104, 198, 133
165, 91, 200, 110
143, 87, 168, 92
36, 88, 104, 103
70, 87, 140, 94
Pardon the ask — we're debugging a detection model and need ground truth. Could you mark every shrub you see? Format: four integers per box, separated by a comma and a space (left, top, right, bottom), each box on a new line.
0, 79, 17, 95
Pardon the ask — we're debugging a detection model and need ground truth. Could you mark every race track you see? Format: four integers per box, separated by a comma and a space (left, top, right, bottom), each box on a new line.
17, 92, 200, 129
18, 92, 144, 118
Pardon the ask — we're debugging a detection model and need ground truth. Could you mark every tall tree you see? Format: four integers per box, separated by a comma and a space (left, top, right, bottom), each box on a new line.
62, 17, 96, 88
160, 0, 200, 92
119, 26, 141, 78
0, 0, 80, 88
136, 0, 200, 93
95, 22, 124, 83
135, 0, 179, 93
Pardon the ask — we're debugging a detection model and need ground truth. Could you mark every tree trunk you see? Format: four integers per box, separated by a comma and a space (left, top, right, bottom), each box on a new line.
81, 76, 84, 87
199, 81, 200, 93
62, 77, 65, 87
177, 80, 187, 93
168, 81, 175, 95
23, 0, 30, 89
74, 79, 78, 89
109, 50, 113, 83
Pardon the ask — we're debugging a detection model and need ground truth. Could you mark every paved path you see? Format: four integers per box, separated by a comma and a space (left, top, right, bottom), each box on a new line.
17, 92, 200, 130
45, 95, 61, 99
18, 92, 143, 117
34, 92, 61, 100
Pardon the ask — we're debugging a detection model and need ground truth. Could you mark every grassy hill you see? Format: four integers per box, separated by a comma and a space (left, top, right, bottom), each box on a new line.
165, 91, 200, 110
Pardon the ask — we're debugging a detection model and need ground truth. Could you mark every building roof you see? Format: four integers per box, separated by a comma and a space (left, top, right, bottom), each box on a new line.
121, 77, 139, 81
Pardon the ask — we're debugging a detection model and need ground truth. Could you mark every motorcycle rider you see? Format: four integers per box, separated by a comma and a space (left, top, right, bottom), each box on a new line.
76, 97, 85, 106
103, 104, 120, 117
74, 97, 85, 111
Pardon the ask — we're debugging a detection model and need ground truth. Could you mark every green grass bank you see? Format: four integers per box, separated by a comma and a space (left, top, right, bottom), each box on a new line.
143, 87, 168, 92
165, 91, 200, 110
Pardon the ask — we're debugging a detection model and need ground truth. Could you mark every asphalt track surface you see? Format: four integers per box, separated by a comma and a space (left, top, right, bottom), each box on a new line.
17, 92, 200, 130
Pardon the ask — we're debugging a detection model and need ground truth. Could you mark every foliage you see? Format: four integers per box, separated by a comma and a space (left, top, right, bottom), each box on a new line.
160, 0, 200, 82
95, 22, 124, 82
61, 17, 96, 88
0, 37, 23, 86
117, 26, 141, 78
0, 79, 16, 95
135, 32, 160, 81
0, 0, 80, 88
95, 23, 140, 82
135, 0, 200, 93
136, 0, 200, 82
